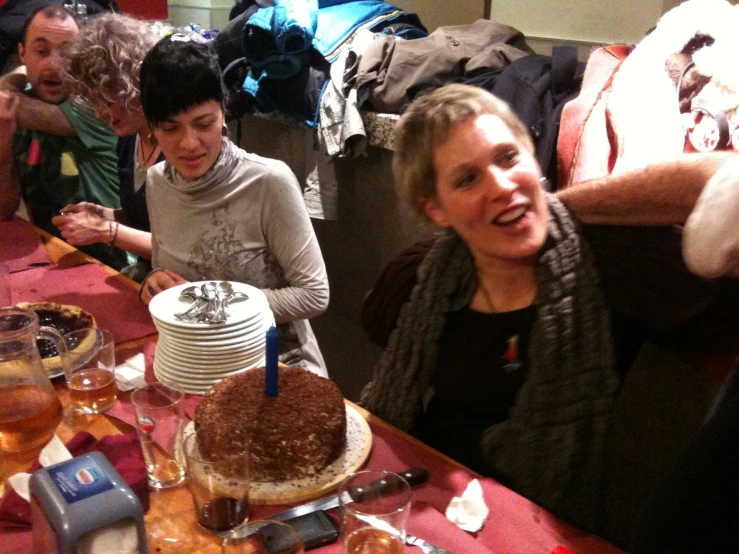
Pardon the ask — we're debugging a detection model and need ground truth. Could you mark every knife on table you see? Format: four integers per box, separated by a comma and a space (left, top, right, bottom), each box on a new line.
268, 467, 429, 522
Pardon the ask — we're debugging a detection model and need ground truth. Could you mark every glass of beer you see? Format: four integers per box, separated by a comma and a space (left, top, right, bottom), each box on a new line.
184, 432, 250, 534
222, 520, 303, 554
62, 328, 116, 414
339, 469, 411, 554
131, 382, 187, 489
0, 308, 64, 453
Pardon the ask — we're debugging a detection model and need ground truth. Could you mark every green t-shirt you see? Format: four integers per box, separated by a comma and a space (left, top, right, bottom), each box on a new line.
13, 95, 129, 269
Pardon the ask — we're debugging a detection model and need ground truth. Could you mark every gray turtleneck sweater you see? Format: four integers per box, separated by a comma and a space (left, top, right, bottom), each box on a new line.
147, 138, 329, 376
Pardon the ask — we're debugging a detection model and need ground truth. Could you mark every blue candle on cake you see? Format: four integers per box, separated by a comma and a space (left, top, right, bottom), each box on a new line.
265, 326, 279, 396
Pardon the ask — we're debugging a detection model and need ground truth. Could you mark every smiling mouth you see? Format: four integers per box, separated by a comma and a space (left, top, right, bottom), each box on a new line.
493, 205, 527, 226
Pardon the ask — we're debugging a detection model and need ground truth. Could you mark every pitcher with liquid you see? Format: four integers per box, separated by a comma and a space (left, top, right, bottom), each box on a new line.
0, 308, 66, 452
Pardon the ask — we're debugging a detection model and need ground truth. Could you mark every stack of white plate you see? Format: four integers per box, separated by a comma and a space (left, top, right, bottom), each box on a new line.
148, 281, 275, 394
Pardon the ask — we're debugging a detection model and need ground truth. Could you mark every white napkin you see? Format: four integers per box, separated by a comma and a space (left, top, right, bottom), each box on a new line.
115, 353, 146, 392
445, 479, 489, 532
8, 434, 73, 501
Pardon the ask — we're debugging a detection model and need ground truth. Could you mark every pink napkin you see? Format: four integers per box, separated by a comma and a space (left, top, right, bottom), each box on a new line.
0, 431, 149, 530
9, 263, 157, 345
0, 219, 50, 273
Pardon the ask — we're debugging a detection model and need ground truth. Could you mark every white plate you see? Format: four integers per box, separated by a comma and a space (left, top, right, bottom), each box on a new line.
154, 358, 261, 386
149, 281, 270, 328
155, 345, 264, 372
157, 339, 263, 363
183, 403, 373, 504
161, 325, 269, 349
154, 359, 264, 394
160, 340, 265, 359
154, 345, 263, 373
151, 309, 268, 337
153, 365, 213, 394
154, 352, 261, 374
157, 365, 250, 387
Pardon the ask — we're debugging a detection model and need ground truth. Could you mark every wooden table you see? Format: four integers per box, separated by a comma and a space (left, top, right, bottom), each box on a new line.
1, 221, 625, 554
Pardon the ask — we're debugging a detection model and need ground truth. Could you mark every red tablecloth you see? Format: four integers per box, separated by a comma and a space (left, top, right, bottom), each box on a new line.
9, 263, 157, 345
0, 219, 50, 273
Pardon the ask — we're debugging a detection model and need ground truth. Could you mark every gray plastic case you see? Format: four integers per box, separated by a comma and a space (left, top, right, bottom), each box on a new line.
29, 451, 149, 554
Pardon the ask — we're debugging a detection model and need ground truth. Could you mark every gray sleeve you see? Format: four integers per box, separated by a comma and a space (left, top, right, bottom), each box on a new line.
260, 163, 329, 323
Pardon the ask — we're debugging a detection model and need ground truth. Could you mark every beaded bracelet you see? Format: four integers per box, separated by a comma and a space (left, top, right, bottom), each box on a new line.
108, 220, 119, 252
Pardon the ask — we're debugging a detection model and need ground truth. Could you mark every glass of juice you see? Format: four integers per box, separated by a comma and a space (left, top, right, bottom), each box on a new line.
62, 328, 116, 414
339, 469, 411, 554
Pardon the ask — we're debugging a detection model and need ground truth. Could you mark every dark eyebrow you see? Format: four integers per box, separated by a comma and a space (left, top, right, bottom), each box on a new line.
30, 38, 50, 47
193, 113, 217, 123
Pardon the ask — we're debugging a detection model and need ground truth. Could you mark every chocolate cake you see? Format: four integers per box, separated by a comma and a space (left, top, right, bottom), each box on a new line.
194, 366, 347, 481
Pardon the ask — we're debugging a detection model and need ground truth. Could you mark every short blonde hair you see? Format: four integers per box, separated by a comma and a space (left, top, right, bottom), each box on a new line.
393, 84, 534, 219
62, 13, 160, 113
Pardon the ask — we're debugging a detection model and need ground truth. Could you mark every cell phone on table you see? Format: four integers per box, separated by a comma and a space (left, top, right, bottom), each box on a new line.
278, 511, 340, 550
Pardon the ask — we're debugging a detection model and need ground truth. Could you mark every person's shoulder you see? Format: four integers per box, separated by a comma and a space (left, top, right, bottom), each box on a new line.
234, 146, 298, 190
239, 148, 292, 175
58, 97, 95, 122
361, 238, 437, 348
58, 97, 117, 146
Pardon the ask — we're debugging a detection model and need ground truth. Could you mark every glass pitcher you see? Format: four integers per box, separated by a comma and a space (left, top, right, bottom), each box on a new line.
0, 308, 66, 452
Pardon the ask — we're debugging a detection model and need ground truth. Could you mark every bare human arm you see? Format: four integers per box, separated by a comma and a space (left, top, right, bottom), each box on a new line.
0, 68, 75, 137
0, 92, 21, 220
556, 153, 738, 225
51, 203, 153, 260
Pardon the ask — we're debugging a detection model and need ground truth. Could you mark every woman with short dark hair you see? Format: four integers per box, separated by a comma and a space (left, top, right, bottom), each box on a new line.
138, 36, 329, 376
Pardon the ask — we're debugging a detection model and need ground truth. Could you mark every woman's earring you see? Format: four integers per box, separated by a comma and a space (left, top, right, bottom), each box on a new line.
222, 124, 229, 137
540, 176, 552, 191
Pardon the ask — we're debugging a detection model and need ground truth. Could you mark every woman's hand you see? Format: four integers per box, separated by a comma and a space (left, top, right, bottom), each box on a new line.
139, 269, 188, 305
51, 203, 116, 246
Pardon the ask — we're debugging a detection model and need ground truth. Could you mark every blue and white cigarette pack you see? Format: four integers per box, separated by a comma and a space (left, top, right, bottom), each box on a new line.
29, 451, 149, 554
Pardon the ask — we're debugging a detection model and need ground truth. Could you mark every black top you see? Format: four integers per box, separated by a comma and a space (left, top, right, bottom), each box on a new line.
420, 306, 535, 472
116, 134, 162, 234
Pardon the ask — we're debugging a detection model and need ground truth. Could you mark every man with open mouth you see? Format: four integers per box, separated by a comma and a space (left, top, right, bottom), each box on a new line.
0, 3, 125, 270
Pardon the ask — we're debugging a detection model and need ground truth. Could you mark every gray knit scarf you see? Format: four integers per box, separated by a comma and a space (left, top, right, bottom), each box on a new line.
361, 194, 620, 532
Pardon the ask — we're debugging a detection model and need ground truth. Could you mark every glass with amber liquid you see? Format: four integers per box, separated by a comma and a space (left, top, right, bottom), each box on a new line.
0, 308, 65, 453
339, 470, 411, 554
63, 328, 116, 414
